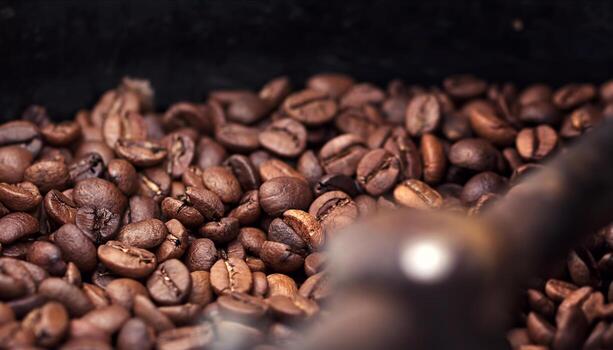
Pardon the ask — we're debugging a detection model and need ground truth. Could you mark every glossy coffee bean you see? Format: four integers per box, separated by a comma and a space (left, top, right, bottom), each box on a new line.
259, 118, 307, 158
97, 241, 157, 279
516, 125, 558, 161
393, 179, 443, 209
356, 149, 400, 196
284, 89, 338, 126
210, 257, 253, 295
319, 134, 367, 176
259, 177, 312, 216
147, 259, 191, 305
116, 218, 167, 249
185, 238, 218, 272
405, 93, 441, 136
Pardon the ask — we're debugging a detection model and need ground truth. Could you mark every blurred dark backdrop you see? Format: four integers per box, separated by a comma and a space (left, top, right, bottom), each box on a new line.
1, 0, 612, 118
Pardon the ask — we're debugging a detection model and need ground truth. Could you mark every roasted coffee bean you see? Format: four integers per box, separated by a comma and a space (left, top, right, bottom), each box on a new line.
185, 186, 225, 221
319, 134, 367, 176
97, 241, 157, 278
260, 241, 304, 273
526, 312, 555, 346
460, 171, 507, 206
228, 190, 261, 225
161, 196, 204, 228
146, 259, 191, 305
161, 132, 195, 179
405, 94, 441, 136
468, 108, 517, 146
448, 138, 500, 171
544, 279, 578, 302
259, 158, 306, 183
442, 112, 472, 141
259, 177, 312, 216
307, 73, 354, 98
393, 179, 443, 209
212, 90, 268, 124
69, 152, 105, 183
267, 273, 298, 298
519, 100, 560, 125
40, 121, 81, 147
313, 173, 359, 197
185, 238, 218, 271
44, 189, 77, 225
157, 323, 214, 350
252, 271, 269, 297
116, 218, 167, 249
0, 146, 33, 184
309, 191, 359, 236
24, 160, 70, 193
340, 83, 385, 108
210, 257, 253, 295
163, 102, 212, 133
197, 137, 227, 169
75, 206, 121, 243
215, 123, 260, 153
384, 132, 422, 180
553, 305, 589, 350
0, 181, 41, 211
76, 141, 114, 165
526, 289, 555, 318
420, 134, 446, 184
516, 125, 558, 161
553, 83, 596, 109
22, 301, 68, 347
188, 271, 213, 306
201, 166, 242, 204
304, 252, 327, 276
38, 277, 93, 317
199, 217, 240, 244
106, 159, 138, 195
0, 321, 36, 348
284, 89, 337, 126
299, 272, 330, 301
443, 74, 487, 98
238, 227, 267, 256
115, 139, 167, 167
259, 118, 307, 158
218, 292, 268, 323
335, 105, 381, 140
73, 178, 127, 214
156, 219, 189, 263
224, 155, 261, 191
260, 76, 291, 108
26, 241, 66, 276
281, 210, 324, 251
0, 212, 39, 245
81, 304, 130, 336
105, 278, 148, 310
356, 149, 400, 196
297, 151, 325, 185
138, 167, 171, 202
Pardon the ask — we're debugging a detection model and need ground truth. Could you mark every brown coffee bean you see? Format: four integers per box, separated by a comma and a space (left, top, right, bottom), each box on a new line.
383, 132, 422, 180
44, 189, 77, 225
299, 272, 330, 301
0, 146, 33, 184
115, 139, 167, 167
259, 76, 291, 108
185, 186, 224, 221
313, 173, 359, 197
218, 292, 268, 322
185, 238, 218, 273
259, 158, 306, 183
116, 218, 167, 249
161, 132, 195, 179
147, 259, 191, 305
266, 273, 298, 298
26, 241, 66, 276
97, 241, 157, 279
527, 289, 555, 319
260, 241, 304, 273
284, 89, 337, 126
82, 283, 110, 308
553, 305, 589, 350
238, 227, 267, 256
157, 323, 214, 350
421, 133, 446, 184
75, 206, 122, 243
161, 196, 204, 228
335, 105, 382, 140
105, 278, 147, 310
442, 112, 472, 141
405, 94, 441, 136
0, 181, 41, 211
0, 212, 39, 245
356, 149, 400, 196
448, 138, 500, 171
340, 83, 385, 108
307, 73, 354, 98
106, 159, 138, 195
196, 137, 227, 169
393, 179, 443, 209
199, 217, 240, 244
460, 171, 507, 206
516, 125, 558, 161
553, 83, 596, 109
268, 218, 308, 255
163, 102, 212, 133
259, 177, 312, 216
259, 118, 307, 158
468, 108, 517, 146
80, 304, 130, 335
201, 166, 242, 204
304, 252, 327, 276
282, 210, 324, 251
319, 134, 367, 176
22, 301, 68, 347
297, 151, 324, 185
215, 123, 260, 153
224, 155, 260, 191
137, 167, 171, 202
0, 321, 36, 348
76, 141, 114, 165
526, 312, 555, 346
443, 74, 487, 98
228, 190, 261, 225
188, 271, 213, 306
544, 279, 578, 302
252, 271, 268, 297
40, 121, 81, 147
156, 219, 189, 263
38, 277, 93, 317
24, 160, 70, 193
210, 257, 253, 295
69, 152, 105, 183
73, 178, 127, 214
132, 294, 174, 333
519, 100, 560, 125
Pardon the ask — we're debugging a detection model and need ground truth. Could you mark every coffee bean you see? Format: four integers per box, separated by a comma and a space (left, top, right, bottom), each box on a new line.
26, 241, 66, 276
105, 278, 147, 310
305, 252, 327, 276
224, 155, 261, 191
115, 139, 167, 167
260, 241, 304, 273
218, 292, 268, 322
319, 134, 367, 176
44, 190, 77, 226
307, 73, 354, 98
97, 241, 157, 279
259, 76, 291, 108
309, 191, 358, 236
340, 83, 385, 108
106, 159, 138, 195
163, 102, 212, 133
116, 218, 166, 250
383, 131, 422, 180
73, 178, 127, 214
449, 138, 500, 171
544, 279, 578, 302
526, 312, 555, 346
146, 259, 191, 305
284, 89, 337, 126
161, 196, 204, 228
156, 219, 189, 263
313, 173, 359, 197
199, 217, 240, 244
22, 301, 68, 347
297, 151, 325, 185
138, 167, 171, 202
516, 125, 558, 161
0, 321, 36, 348
161, 131, 195, 179
259, 158, 306, 183
215, 123, 260, 153
259, 177, 312, 217
553, 83, 596, 109
460, 171, 507, 206
24, 160, 70, 193
356, 149, 400, 196
188, 271, 213, 306
443, 74, 487, 98
185, 238, 217, 272
299, 272, 330, 301
228, 190, 261, 226
197, 137, 227, 169
420, 133, 446, 184
519, 100, 560, 125
468, 108, 517, 146
38, 278, 93, 317
526, 289, 555, 318
210, 257, 253, 295
405, 94, 441, 136
69, 152, 105, 183
0, 181, 41, 211
259, 118, 307, 158
266, 273, 298, 298
0, 146, 33, 184
75, 206, 121, 243
442, 112, 472, 141
0, 212, 39, 245
157, 323, 214, 350
252, 271, 269, 297
393, 179, 443, 209
201, 166, 242, 204
335, 105, 382, 139
553, 305, 589, 350
185, 186, 224, 221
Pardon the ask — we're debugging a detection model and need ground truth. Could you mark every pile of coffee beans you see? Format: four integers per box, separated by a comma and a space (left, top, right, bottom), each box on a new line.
0, 74, 611, 349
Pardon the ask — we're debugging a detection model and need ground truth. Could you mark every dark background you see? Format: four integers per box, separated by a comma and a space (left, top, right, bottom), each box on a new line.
1, 0, 613, 118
